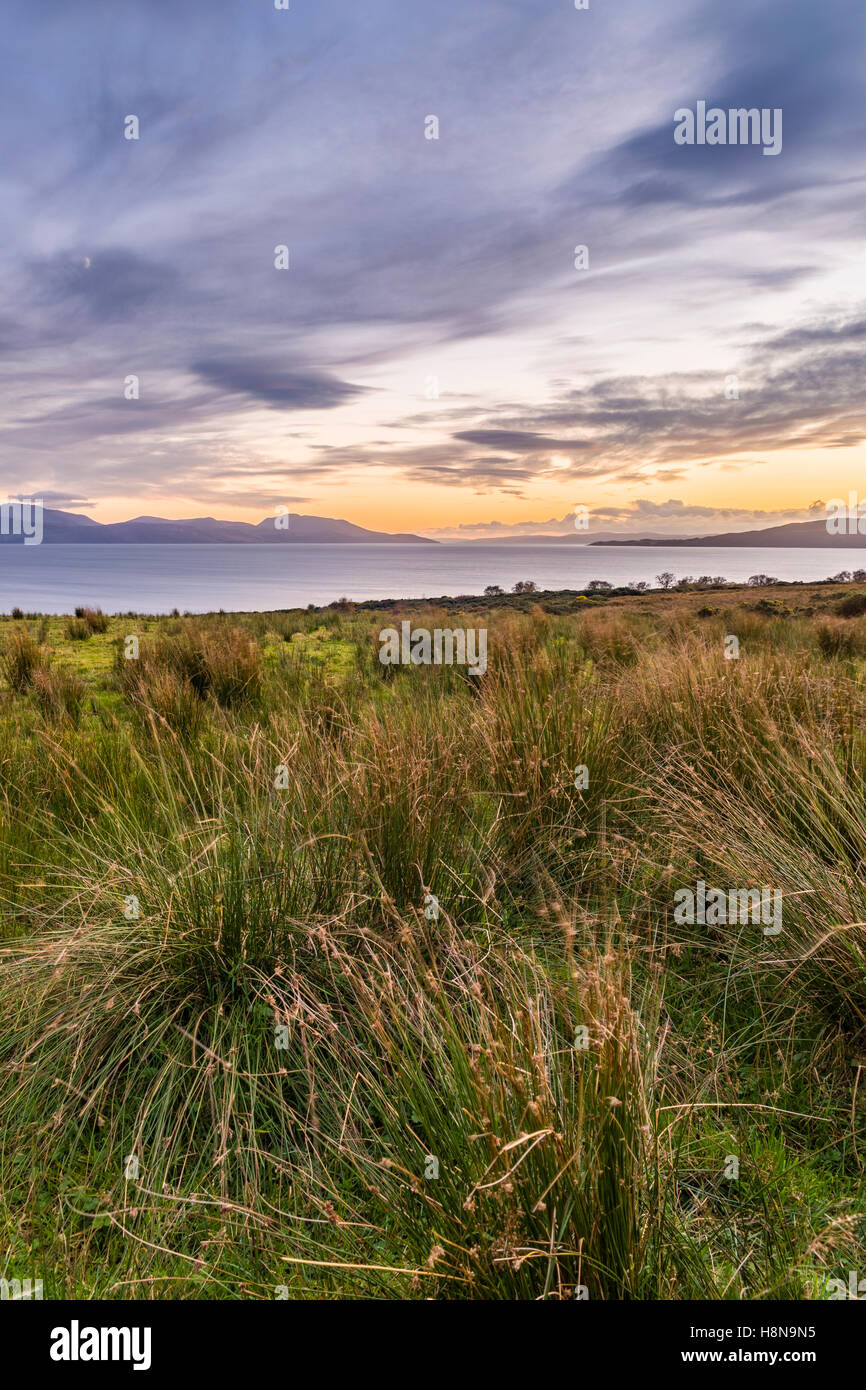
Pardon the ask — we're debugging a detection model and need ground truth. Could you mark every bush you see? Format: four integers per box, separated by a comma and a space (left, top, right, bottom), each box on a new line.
815, 620, 861, 659
31, 665, 85, 724
65, 617, 91, 640
139, 666, 206, 739
2, 629, 47, 691
80, 607, 108, 633
118, 623, 263, 717
836, 592, 866, 618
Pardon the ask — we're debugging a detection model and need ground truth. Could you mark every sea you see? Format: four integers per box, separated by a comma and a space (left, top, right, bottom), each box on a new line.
0, 544, 862, 614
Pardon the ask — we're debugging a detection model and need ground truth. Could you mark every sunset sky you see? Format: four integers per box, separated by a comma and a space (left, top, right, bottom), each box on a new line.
2, 0, 864, 539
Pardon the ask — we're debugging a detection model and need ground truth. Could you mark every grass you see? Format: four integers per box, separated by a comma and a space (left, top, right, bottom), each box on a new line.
0, 582, 864, 1299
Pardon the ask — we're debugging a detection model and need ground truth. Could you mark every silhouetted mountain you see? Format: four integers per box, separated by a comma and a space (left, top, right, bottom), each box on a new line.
590, 518, 866, 548
0, 508, 437, 544
458, 530, 672, 545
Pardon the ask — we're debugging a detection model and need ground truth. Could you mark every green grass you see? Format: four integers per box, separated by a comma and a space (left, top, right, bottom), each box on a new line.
0, 584, 864, 1299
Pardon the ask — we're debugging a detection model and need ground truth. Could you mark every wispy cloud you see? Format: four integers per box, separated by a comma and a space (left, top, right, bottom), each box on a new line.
0, 0, 862, 520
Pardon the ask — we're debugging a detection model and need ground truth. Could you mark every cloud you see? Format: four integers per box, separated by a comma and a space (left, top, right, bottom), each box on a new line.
191, 359, 366, 410
453, 430, 594, 453
33, 250, 180, 324
12, 491, 96, 508
398, 309, 866, 487
427, 498, 824, 540
0, 0, 862, 514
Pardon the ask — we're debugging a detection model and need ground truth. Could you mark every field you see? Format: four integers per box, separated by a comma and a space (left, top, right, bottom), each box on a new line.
1, 579, 865, 1300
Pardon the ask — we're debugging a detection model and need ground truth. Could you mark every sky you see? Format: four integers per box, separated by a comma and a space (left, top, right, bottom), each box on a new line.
1, 0, 864, 539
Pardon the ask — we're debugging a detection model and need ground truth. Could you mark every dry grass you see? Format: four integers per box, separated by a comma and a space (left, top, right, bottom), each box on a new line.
0, 586, 863, 1299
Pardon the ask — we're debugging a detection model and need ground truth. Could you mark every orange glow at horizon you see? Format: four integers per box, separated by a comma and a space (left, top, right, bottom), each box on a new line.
79, 443, 866, 535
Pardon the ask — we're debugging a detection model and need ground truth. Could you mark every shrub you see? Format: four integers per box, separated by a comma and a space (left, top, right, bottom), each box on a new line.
2, 629, 47, 691
118, 623, 262, 715
139, 666, 206, 739
81, 607, 108, 633
815, 620, 860, 659
836, 592, 866, 618
31, 665, 85, 724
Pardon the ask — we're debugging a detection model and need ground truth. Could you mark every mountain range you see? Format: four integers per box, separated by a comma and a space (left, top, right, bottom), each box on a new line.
5, 510, 862, 549
457, 530, 672, 545
442, 519, 865, 547
589, 518, 866, 548
459, 519, 865, 548
1, 509, 437, 544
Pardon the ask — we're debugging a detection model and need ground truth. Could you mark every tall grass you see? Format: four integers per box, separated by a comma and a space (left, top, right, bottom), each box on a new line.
0, 589, 864, 1298
2, 627, 47, 691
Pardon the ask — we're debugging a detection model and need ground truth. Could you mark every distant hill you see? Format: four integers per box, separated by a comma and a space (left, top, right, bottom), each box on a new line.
590, 518, 866, 548
447, 531, 672, 545
0, 509, 437, 544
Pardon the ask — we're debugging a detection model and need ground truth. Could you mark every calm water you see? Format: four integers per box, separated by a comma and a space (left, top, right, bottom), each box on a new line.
0, 544, 862, 614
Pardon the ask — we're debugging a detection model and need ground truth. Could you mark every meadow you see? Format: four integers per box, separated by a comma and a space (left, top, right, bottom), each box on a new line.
0, 578, 865, 1300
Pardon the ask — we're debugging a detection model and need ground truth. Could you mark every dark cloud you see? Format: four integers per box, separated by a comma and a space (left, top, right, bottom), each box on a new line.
765, 316, 866, 351
30, 493, 95, 508
580, 0, 866, 217
453, 430, 593, 453
191, 360, 366, 410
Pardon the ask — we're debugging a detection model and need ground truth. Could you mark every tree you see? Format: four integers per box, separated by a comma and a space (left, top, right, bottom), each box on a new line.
586, 579, 612, 591
656, 572, 675, 590
512, 580, 538, 594
748, 574, 778, 587
852, 570, 866, 582
484, 584, 504, 596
